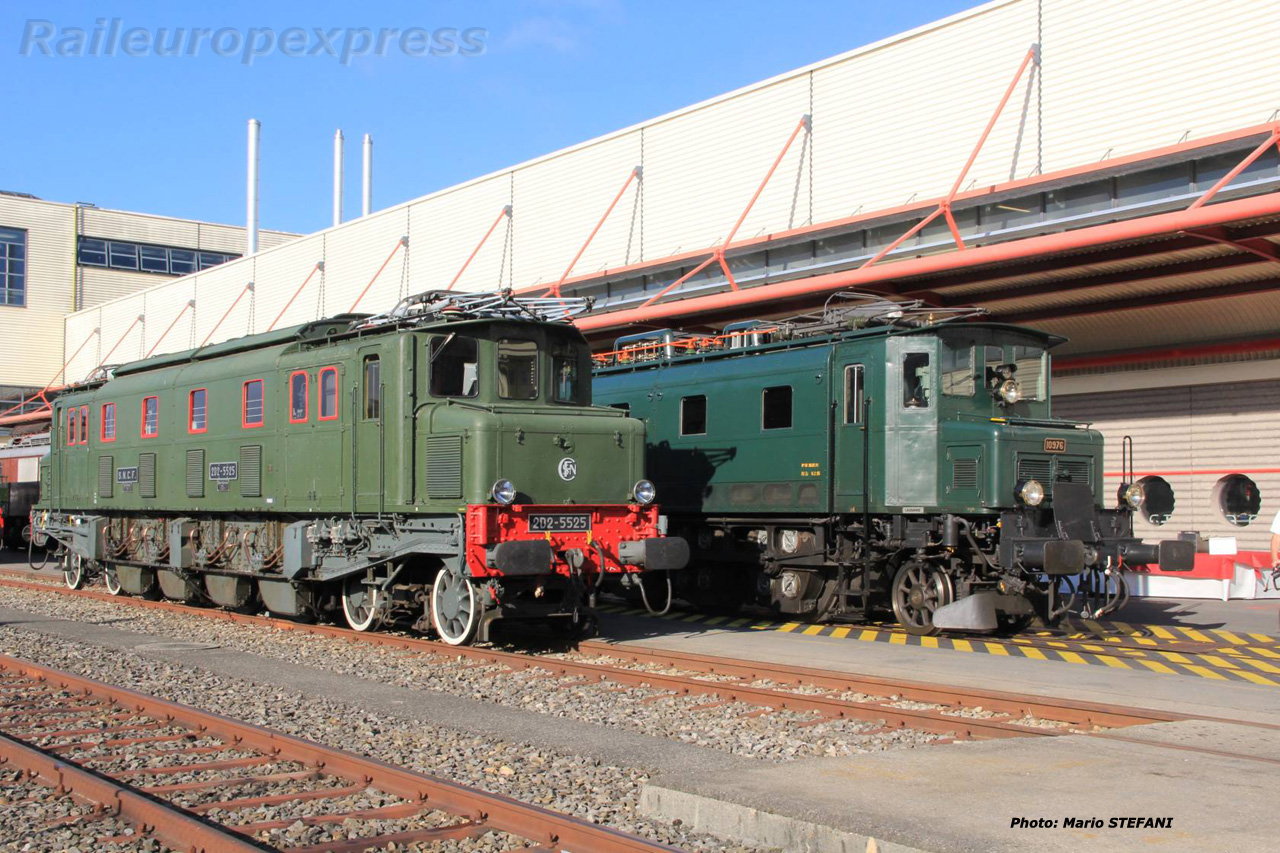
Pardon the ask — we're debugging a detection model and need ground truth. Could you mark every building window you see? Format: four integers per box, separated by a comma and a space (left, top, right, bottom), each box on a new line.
242, 379, 264, 427
319, 366, 338, 420
497, 339, 539, 400
142, 396, 159, 438
762, 386, 792, 430
77, 237, 107, 267
0, 226, 26, 307
363, 357, 381, 418
170, 249, 197, 275
108, 241, 139, 270
77, 237, 237, 277
1214, 474, 1261, 527
66, 408, 76, 445
289, 371, 308, 422
101, 403, 116, 441
138, 245, 169, 274
188, 388, 207, 434
79, 405, 89, 445
680, 395, 707, 436
844, 365, 864, 424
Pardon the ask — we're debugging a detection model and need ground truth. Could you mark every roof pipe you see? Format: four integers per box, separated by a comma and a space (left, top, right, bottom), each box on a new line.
574, 190, 1280, 333
246, 119, 260, 255
362, 133, 373, 217
332, 129, 344, 227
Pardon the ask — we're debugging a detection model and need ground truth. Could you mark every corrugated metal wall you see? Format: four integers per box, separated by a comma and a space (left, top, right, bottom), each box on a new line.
0, 196, 75, 387
1054, 378, 1280, 551
61, 0, 1280, 380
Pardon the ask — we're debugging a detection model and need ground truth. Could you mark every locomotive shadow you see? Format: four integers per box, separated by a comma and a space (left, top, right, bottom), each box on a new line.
645, 442, 736, 506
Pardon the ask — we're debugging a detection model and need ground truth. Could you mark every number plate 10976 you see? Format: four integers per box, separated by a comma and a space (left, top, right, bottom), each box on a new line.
527, 514, 592, 533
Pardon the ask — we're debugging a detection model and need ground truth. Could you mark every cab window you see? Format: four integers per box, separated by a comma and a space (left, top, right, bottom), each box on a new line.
497, 339, 538, 400
844, 365, 864, 423
552, 346, 584, 404
430, 336, 478, 398
942, 344, 974, 396
903, 353, 931, 408
289, 372, 308, 422
363, 356, 381, 418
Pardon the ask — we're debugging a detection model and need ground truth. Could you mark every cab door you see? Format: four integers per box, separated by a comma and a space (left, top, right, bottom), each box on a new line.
833, 345, 873, 512
354, 347, 384, 512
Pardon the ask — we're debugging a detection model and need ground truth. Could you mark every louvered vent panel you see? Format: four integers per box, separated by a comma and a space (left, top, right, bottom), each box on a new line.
139, 453, 156, 498
239, 445, 262, 498
1056, 458, 1093, 489
186, 449, 205, 498
426, 436, 463, 499
98, 456, 113, 499
952, 458, 978, 491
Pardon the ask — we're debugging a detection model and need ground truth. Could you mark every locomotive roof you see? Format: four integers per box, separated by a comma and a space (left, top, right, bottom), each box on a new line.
593, 320, 1066, 374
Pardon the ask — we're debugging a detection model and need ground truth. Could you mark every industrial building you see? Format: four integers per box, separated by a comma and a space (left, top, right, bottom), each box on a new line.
35, 0, 1280, 581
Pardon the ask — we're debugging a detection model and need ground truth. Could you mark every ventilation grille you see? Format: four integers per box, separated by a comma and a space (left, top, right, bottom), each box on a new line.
952, 458, 978, 491
139, 453, 156, 498
240, 445, 262, 498
1015, 455, 1093, 497
186, 449, 205, 498
1016, 456, 1053, 486
425, 435, 462, 499
1056, 458, 1092, 488
98, 456, 113, 499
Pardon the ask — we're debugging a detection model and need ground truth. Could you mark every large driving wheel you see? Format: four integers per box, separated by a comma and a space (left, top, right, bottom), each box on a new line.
103, 564, 123, 596
63, 553, 85, 590
341, 576, 383, 632
891, 561, 953, 636
431, 569, 479, 646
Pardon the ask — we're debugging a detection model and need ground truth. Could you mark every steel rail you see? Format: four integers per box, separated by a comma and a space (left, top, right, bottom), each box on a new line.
0, 654, 678, 853
0, 574, 1173, 739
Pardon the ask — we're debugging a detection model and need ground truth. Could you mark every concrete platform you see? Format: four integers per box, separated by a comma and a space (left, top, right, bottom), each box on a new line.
642, 719, 1278, 853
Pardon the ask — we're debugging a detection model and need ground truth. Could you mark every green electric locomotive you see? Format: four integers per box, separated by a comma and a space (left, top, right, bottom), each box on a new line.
34, 291, 687, 645
592, 293, 1193, 634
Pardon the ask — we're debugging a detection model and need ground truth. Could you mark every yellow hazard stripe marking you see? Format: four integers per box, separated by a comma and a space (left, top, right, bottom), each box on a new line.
1234, 670, 1280, 686
830, 626, 851, 639
1135, 659, 1178, 675
889, 633, 907, 645
1057, 651, 1088, 665
1019, 647, 1048, 660
984, 642, 1009, 655
1181, 665, 1228, 681
801, 624, 825, 636
859, 629, 879, 642
1213, 630, 1248, 645
1096, 654, 1130, 669
1238, 657, 1280, 674
1177, 627, 1214, 643
951, 639, 973, 653
920, 636, 939, 649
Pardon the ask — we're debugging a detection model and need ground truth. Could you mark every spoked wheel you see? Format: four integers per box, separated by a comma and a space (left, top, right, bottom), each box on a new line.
341, 576, 384, 632
891, 561, 953, 636
431, 569, 480, 646
63, 553, 85, 590
103, 564, 124, 596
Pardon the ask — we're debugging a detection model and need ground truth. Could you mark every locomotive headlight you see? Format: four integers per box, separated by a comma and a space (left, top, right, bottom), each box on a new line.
632, 479, 657, 505
1017, 479, 1046, 507
998, 379, 1022, 405
1120, 481, 1145, 511
490, 479, 517, 505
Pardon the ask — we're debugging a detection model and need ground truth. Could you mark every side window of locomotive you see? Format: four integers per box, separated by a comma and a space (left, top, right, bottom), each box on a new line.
141, 396, 159, 438
188, 389, 207, 434
680, 395, 706, 436
942, 345, 974, 396
242, 380, 265, 428
289, 371, 308, 422
101, 402, 116, 441
902, 353, 931, 408
363, 356, 381, 418
844, 365, 864, 424
319, 366, 339, 420
79, 405, 89, 444
497, 339, 539, 400
66, 408, 76, 445
552, 348, 583, 404
762, 386, 793, 430
429, 336, 478, 398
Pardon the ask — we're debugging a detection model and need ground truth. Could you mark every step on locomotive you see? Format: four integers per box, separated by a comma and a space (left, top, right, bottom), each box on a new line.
592, 292, 1194, 635
33, 291, 688, 645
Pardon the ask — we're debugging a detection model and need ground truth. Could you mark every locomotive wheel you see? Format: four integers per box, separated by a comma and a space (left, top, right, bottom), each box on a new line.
63, 554, 85, 590
103, 564, 123, 596
431, 569, 479, 646
890, 561, 953, 637
341, 577, 383, 632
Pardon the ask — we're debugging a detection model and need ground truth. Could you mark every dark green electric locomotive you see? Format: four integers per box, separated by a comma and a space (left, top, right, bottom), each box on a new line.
34, 291, 687, 645
592, 294, 1193, 634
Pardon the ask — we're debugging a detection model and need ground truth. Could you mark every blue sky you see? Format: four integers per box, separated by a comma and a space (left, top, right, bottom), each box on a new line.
3, 0, 977, 235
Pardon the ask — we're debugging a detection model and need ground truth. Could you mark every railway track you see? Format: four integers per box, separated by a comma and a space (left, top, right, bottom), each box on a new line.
0, 572, 1186, 740
0, 654, 677, 853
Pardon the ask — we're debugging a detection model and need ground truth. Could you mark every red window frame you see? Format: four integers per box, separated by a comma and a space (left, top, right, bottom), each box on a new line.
100, 403, 116, 442
318, 366, 339, 421
242, 379, 265, 428
188, 388, 208, 435
79, 405, 88, 445
141, 396, 159, 438
288, 371, 309, 423
66, 408, 76, 446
